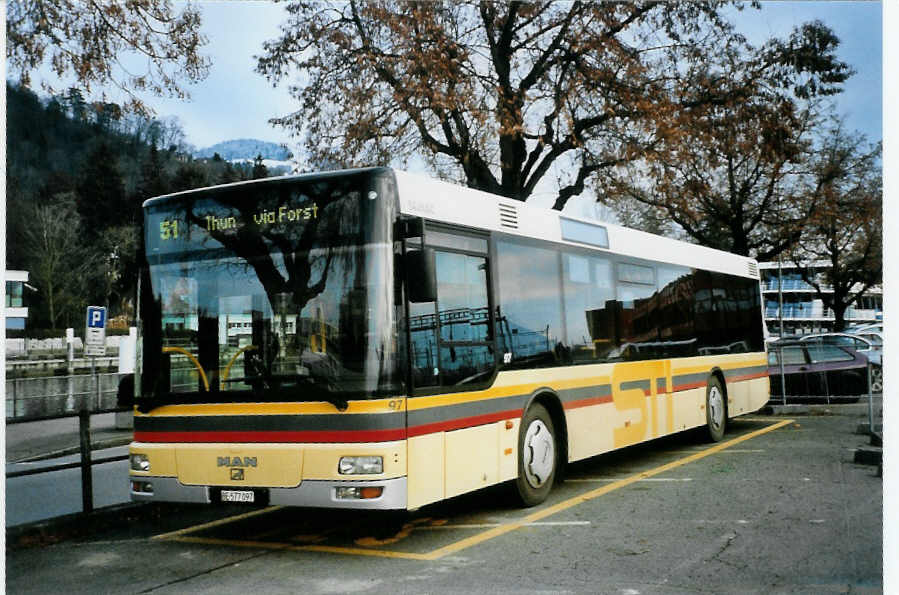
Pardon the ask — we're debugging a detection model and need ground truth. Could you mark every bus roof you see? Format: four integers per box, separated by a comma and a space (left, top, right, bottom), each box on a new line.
141, 167, 391, 209
141, 167, 759, 280
392, 170, 760, 280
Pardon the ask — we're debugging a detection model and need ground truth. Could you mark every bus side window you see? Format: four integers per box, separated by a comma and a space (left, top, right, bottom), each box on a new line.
562, 253, 614, 363
495, 240, 564, 368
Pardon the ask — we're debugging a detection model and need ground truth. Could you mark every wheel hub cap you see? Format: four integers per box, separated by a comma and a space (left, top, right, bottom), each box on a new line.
523, 420, 554, 488
709, 386, 724, 430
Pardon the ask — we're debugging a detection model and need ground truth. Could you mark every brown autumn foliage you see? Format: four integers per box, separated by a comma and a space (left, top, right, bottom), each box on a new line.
604, 21, 853, 260
257, 1, 757, 205
788, 122, 882, 331
6, 0, 210, 114
258, 2, 851, 219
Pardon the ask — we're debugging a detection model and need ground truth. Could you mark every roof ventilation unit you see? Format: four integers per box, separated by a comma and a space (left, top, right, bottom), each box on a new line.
747, 261, 759, 278
498, 203, 519, 229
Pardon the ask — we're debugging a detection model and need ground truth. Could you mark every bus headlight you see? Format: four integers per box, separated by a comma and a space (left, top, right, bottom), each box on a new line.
338, 456, 383, 475
130, 453, 151, 472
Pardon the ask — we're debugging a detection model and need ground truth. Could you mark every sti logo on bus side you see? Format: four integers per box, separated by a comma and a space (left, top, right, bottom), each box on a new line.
217, 457, 257, 468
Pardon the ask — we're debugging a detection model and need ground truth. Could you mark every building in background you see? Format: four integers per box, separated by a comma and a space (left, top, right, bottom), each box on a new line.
5, 270, 31, 330
760, 262, 882, 338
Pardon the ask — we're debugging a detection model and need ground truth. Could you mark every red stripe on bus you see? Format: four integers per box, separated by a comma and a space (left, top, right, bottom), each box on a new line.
672, 381, 706, 392
406, 409, 521, 438
134, 428, 407, 444
727, 371, 770, 382
563, 395, 614, 409
672, 371, 768, 393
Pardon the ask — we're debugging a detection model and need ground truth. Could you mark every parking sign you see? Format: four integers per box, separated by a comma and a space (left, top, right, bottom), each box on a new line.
85, 306, 107, 356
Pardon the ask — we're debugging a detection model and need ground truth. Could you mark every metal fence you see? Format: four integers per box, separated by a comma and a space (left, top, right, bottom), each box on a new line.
768, 343, 882, 442
5, 367, 133, 516
6, 410, 130, 514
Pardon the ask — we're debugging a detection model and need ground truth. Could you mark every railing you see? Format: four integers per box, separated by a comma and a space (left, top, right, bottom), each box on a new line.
764, 307, 879, 321
6, 409, 130, 514
764, 279, 831, 292
6, 365, 133, 516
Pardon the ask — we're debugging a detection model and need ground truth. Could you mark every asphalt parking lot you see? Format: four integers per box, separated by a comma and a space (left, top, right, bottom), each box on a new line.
6, 412, 883, 594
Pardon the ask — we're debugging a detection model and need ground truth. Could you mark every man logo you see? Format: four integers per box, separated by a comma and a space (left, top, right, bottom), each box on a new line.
231, 468, 245, 481
217, 456, 257, 468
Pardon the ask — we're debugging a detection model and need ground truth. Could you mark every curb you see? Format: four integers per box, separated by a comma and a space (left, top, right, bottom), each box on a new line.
11, 436, 134, 464
853, 446, 883, 467
6, 502, 146, 551
762, 402, 880, 417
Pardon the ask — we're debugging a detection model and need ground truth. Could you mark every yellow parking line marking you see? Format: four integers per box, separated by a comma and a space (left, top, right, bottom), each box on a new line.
153, 506, 284, 541
670, 448, 764, 454
418, 520, 592, 530
420, 419, 793, 561
166, 535, 432, 560
567, 477, 693, 483
169, 535, 292, 550
153, 420, 792, 560
293, 545, 433, 560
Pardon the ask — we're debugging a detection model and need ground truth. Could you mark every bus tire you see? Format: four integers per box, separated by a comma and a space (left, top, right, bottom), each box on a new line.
514, 403, 556, 507
705, 376, 727, 442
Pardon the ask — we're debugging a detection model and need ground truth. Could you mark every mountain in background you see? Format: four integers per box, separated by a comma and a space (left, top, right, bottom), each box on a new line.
195, 139, 292, 161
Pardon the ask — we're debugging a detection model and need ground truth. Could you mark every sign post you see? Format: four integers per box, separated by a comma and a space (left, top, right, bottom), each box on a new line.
85, 306, 107, 411
85, 306, 107, 357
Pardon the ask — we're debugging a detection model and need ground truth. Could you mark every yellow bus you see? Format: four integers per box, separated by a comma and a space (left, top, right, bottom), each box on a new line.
128, 168, 769, 509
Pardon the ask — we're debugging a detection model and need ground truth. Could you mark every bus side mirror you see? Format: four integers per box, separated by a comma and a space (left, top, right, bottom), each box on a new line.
405, 248, 437, 303
117, 374, 135, 408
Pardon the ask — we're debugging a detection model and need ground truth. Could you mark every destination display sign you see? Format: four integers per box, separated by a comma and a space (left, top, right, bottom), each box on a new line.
148, 192, 322, 256
143, 174, 388, 265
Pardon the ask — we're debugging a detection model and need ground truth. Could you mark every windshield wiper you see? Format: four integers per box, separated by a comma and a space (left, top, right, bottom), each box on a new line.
234, 373, 349, 411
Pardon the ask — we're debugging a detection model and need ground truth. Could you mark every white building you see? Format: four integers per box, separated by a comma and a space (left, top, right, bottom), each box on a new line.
4, 270, 30, 330
760, 261, 882, 338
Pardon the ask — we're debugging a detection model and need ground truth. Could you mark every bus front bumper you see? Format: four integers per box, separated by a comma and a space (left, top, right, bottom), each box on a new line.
130, 476, 408, 510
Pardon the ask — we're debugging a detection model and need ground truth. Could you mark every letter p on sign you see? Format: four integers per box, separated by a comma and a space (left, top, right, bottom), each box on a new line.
87, 306, 106, 329
85, 306, 107, 356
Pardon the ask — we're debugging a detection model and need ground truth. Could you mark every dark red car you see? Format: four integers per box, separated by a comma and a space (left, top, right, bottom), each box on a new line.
767, 341, 871, 400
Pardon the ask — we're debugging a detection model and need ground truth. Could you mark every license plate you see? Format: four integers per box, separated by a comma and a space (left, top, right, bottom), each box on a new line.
221, 489, 255, 503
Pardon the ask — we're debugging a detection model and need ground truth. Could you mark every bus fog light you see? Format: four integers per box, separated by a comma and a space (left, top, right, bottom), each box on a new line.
335, 486, 361, 499
338, 456, 383, 475
131, 481, 153, 494
335, 486, 383, 500
130, 454, 151, 472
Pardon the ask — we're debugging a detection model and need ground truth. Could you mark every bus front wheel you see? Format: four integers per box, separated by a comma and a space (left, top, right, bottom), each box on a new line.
705, 376, 727, 442
514, 403, 556, 507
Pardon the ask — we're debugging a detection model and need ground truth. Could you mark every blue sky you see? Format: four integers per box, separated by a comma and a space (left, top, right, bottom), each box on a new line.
29, 2, 885, 151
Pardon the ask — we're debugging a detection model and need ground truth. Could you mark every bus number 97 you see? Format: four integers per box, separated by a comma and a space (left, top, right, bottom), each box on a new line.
160, 219, 179, 241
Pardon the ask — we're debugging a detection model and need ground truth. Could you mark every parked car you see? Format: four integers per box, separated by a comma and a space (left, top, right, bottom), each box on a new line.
798, 333, 882, 392
845, 323, 883, 334
768, 341, 872, 400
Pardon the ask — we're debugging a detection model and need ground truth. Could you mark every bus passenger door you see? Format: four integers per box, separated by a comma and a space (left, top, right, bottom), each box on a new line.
404, 229, 499, 506
407, 245, 496, 391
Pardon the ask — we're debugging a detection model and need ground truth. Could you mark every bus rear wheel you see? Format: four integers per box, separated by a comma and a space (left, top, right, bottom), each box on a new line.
705, 376, 727, 442
514, 403, 556, 507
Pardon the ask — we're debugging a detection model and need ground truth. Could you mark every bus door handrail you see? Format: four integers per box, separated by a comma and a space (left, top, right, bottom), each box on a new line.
220, 345, 258, 390
162, 346, 210, 392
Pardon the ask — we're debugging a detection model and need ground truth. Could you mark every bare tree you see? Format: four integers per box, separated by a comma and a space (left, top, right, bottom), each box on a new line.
789, 122, 882, 331
603, 21, 852, 259
6, 0, 210, 113
258, 2, 849, 212
22, 194, 92, 328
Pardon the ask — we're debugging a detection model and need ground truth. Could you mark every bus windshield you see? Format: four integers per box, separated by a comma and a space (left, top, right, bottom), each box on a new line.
142, 172, 400, 406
